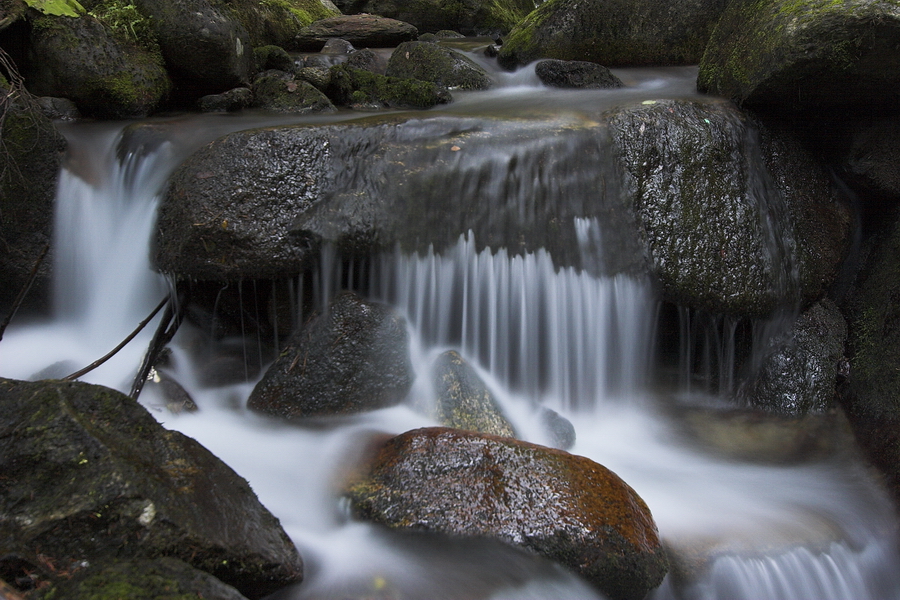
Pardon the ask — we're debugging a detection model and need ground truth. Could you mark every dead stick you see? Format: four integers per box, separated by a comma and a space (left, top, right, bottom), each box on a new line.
129, 286, 187, 400
62, 295, 169, 382
0, 242, 50, 343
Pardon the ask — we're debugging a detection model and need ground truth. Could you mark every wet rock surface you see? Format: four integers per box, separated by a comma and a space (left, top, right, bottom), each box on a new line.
535, 59, 624, 89
430, 350, 516, 437
345, 426, 668, 600
0, 378, 303, 599
332, 0, 534, 35
293, 14, 418, 51
248, 291, 414, 420
497, 0, 729, 69
385, 40, 492, 90
739, 299, 847, 415
252, 70, 336, 113
698, 0, 900, 112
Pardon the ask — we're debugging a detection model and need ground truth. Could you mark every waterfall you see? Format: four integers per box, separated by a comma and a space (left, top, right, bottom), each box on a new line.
2, 68, 900, 600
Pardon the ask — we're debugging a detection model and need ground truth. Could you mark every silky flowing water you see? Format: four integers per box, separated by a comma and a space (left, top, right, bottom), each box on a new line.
2, 62, 899, 600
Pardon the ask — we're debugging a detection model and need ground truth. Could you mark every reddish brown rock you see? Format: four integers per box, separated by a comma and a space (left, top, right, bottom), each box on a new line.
345, 427, 668, 600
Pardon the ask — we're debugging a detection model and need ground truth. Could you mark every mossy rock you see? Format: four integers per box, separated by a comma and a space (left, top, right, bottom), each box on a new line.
497, 0, 728, 69
24, 13, 170, 117
326, 63, 452, 108
252, 71, 336, 113
345, 427, 668, 600
698, 0, 900, 112
0, 90, 66, 314
226, 0, 338, 49
31, 557, 248, 600
0, 378, 303, 599
385, 40, 492, 90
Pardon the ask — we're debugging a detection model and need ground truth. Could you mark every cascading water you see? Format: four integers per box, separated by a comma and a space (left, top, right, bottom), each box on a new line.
2, 64, 899, 600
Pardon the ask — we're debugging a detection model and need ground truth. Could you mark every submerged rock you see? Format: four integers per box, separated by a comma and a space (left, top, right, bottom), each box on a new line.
535, 59, 624, 89
431, 350, 516, 437
345, 427, 668, 600
385, 41, 492, 90
0, 378, 303, 599
497, 0, 729, 69
698, 0, 900, 112
248, 291, 414, 420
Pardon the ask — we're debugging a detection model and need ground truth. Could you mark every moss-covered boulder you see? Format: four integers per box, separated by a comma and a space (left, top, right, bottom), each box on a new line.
738, 298, 847, 415
326, 63, 452, 108
430, 350, 516, 437
497, 0, 729, 69
30, 557, 249, 600
0, 378, 303, 599
698, 0, 900, 112
332, 0, 535, 35
606, 99, 851, 316
225, 0, 338, 49
247, 291, 414, 420
0, 85, 66, 315
252, 70, 336, 113
24, 13, 171, 117
345, 427, 668, 600
293, 13, 417, 51
385, 40, 492, 90
134, 0, 252, 99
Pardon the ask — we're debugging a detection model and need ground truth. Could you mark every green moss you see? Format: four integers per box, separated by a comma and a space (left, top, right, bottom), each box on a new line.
257, 0, 333, 25
88, 0, 158, 52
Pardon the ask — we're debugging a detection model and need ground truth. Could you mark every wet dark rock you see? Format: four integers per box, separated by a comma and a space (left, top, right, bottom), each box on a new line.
320, 37, 355, 55
497, 0, 728, 69
0, 377, 303, 599
134, 0, 253, 99
252, 70, 336, 113
535, 59, 623, 90
0, 89, 66, 315
29, 557, 248, 600
293, 14, 418, 51
254, 45, 296, 73
385, 41, 492, 91
153, 115, 645, 281
297, 65, 331, 90
606, 99, 851, 317
332, 0, 534, 35
345, 427, 668, 600
36, 96, 80, 121
842, 208, 900, 504
430, 350, 516, 437
326, 64, 453, 109
24, 14, 171, 118
146, 369, 199, 414
739, 299, 847, 416
248, 291, 414, 420
698, 0, 900, 112
198, 87, 253, 112
841, 117, 900, 200
346, 47, 389, 75
540, 406, 576, 450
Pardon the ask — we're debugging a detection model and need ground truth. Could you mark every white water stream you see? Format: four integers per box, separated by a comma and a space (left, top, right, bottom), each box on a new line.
2, 66, 899, 600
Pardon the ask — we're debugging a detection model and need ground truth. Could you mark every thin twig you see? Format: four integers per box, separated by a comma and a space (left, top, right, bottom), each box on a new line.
63, 296, 169, 382
0, 242, 49, 342
129, 285, 188, 400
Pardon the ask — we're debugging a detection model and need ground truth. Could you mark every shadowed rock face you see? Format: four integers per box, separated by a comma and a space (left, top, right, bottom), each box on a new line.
0, 378, 303, 599
293, 14, 418, 51
248, 291, 414, 420
345, 427, 668, 600
698, 0, 900, 112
